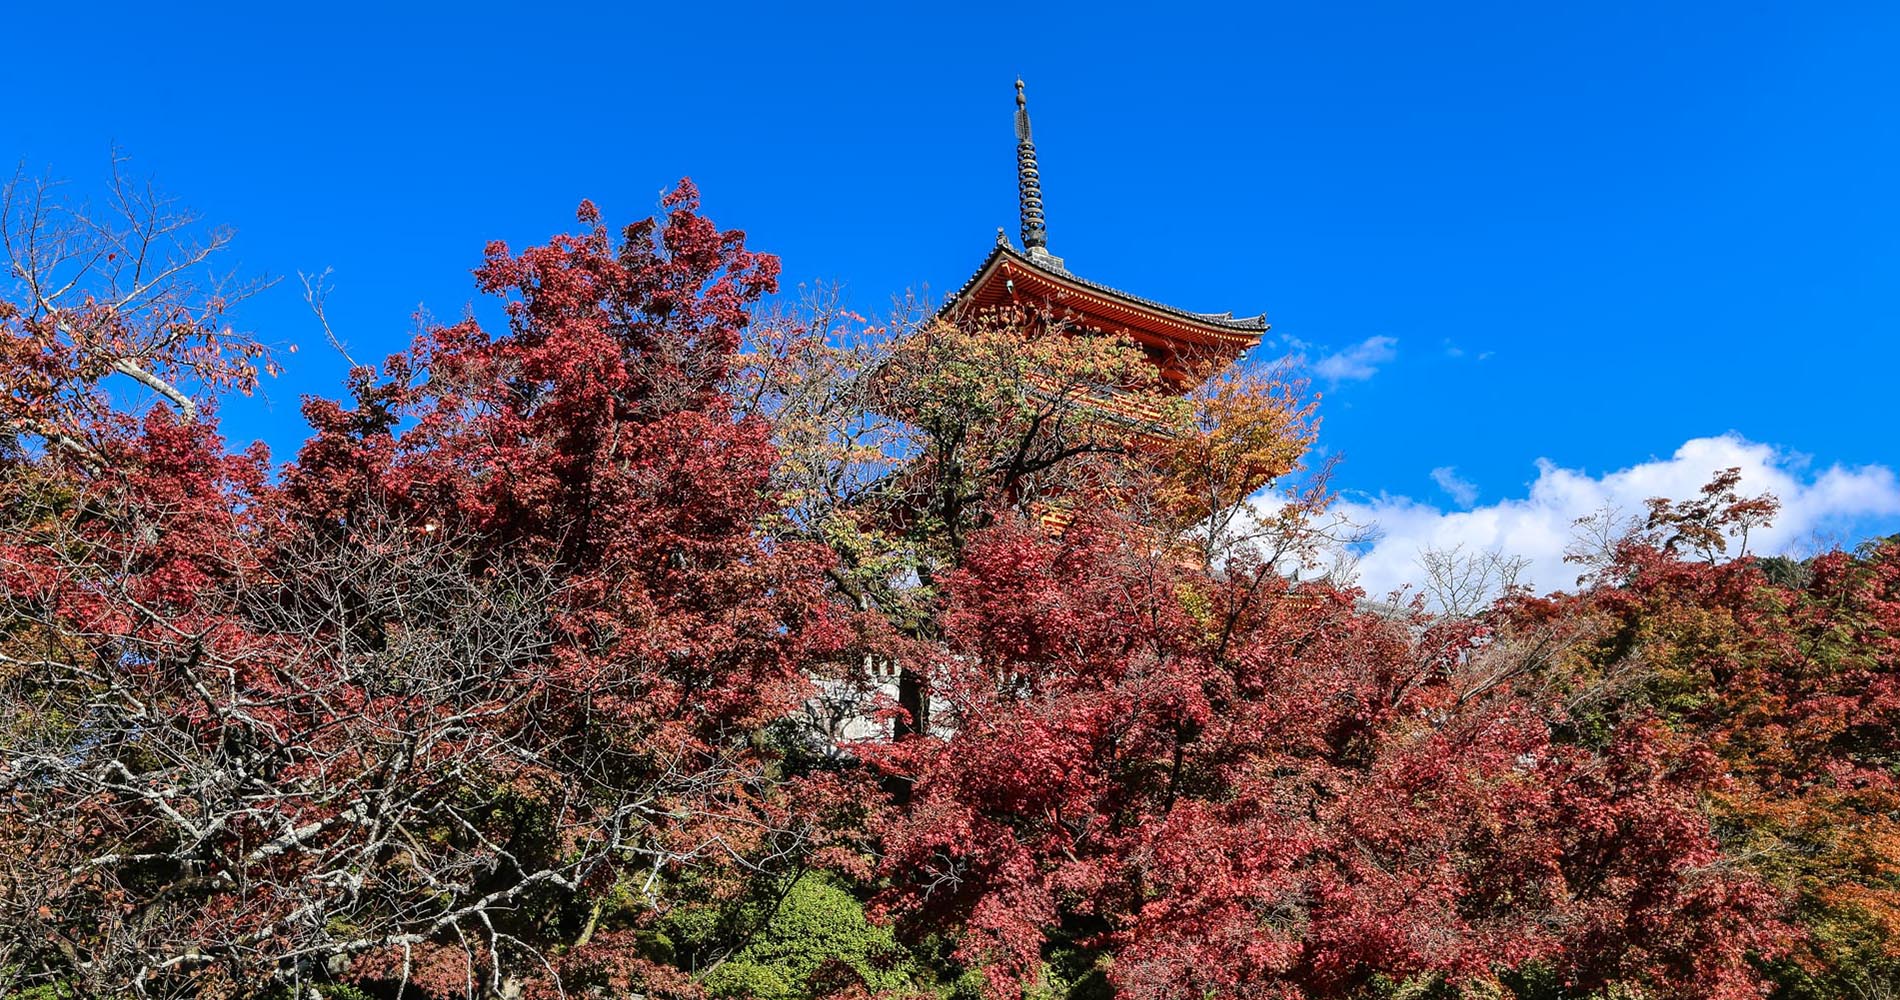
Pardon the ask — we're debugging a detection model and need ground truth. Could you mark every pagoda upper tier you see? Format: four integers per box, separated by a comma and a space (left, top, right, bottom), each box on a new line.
943, 237, 1267, 384
940, 80, 1267, 384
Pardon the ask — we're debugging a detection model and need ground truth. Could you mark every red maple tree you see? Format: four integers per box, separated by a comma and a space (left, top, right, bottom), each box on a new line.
870, 506, 1789, 1000
1, 184, 866, 999
3, 171, 1870, 1000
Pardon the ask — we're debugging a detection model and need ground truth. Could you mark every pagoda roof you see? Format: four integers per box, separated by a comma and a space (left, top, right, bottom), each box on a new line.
942, 239, 1268, 362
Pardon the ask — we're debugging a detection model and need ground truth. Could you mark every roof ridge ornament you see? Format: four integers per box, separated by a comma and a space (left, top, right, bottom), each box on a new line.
1015, 79, 1050, 253
1013, 79, 1065, 271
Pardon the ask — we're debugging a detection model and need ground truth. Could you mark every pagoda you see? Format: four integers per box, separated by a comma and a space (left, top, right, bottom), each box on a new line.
858, 83, 1278, 743
941, 80, 1268, 383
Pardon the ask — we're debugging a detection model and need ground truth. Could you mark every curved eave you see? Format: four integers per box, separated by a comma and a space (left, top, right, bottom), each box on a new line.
942, 244, 1268, 355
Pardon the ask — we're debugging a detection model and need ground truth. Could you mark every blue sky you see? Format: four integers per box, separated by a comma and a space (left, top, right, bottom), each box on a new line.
6, 1, 1896, 586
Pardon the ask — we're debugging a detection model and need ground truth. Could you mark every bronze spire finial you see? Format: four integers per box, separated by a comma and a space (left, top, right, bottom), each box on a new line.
1014, 79, 1049, 251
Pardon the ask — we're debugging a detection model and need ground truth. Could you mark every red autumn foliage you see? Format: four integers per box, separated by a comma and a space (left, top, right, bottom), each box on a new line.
870, 511, 1789, 1000
1504, 480, 1900, 995
0, 183, 868, 999
5, 172, 1886, 1000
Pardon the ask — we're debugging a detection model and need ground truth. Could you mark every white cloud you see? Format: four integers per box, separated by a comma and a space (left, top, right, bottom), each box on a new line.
1311, 336, 1398, 382
1312, 435, 1900, 600
1430, 466, 1479, 508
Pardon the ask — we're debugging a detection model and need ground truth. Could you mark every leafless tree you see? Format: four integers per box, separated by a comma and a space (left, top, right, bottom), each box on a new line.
0, 500, 816, 998
1, 153, 277, 457
1415, 543, 1531, 619
1563, 503, 1639, 582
